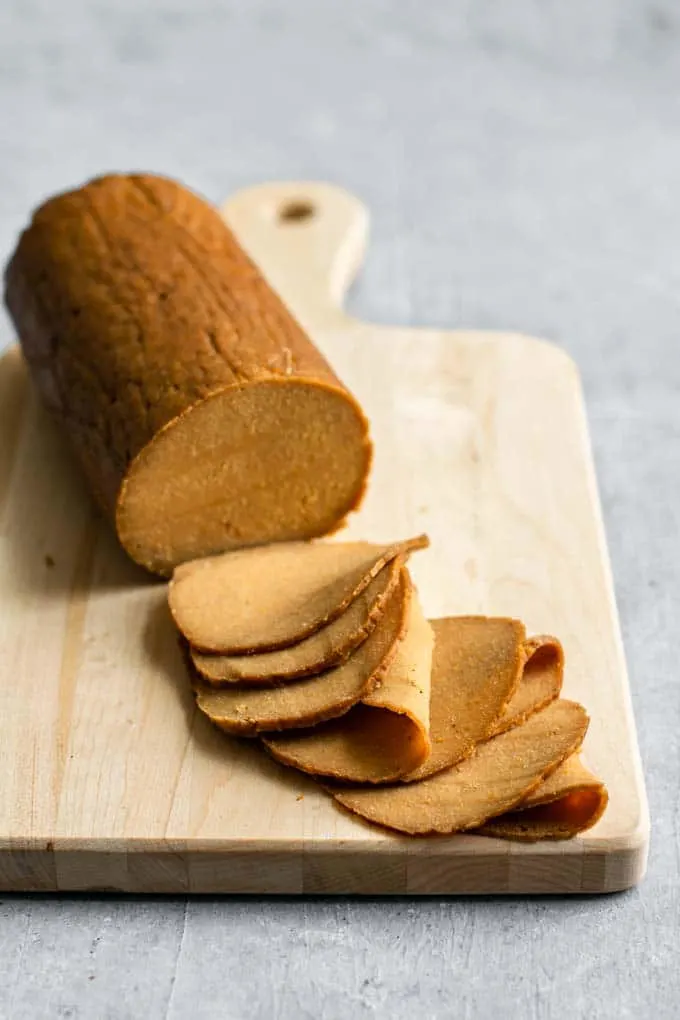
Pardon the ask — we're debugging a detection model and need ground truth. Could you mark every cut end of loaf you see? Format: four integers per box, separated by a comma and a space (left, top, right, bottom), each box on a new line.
116, 377, 372, 575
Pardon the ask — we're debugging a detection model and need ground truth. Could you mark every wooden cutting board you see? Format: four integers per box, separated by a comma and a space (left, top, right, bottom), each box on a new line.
0, 182, 648, 895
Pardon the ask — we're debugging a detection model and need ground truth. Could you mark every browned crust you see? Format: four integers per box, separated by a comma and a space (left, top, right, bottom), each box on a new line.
4, 173, 371, 574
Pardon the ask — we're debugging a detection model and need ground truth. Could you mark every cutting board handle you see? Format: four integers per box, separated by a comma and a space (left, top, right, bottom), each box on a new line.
220, 182, 367, 330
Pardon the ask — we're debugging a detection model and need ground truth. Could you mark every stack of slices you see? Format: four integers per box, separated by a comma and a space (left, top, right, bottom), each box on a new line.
169, 537, 608, 839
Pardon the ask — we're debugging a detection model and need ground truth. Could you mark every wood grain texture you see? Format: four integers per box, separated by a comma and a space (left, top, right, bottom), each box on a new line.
0, 181, 648, 894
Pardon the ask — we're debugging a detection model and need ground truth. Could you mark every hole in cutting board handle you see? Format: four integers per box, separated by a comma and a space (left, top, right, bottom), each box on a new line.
278, 199, 315, 224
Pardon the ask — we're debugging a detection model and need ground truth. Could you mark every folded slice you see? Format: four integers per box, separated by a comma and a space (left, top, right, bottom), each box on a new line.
490, 635, 563, 737
331, 700, 589, 836
191, 557, 402, 686
170, 534, 428, 653
402, 616, 527, 783
477, 754, 608, 841
192, 571, 411, 735
263, 595, 434, 782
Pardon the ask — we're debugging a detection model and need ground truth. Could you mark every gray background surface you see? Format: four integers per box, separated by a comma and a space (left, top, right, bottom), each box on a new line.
0, 1, 677, 1017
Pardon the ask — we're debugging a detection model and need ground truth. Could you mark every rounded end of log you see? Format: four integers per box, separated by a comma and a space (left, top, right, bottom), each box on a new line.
116, 377, 372, 576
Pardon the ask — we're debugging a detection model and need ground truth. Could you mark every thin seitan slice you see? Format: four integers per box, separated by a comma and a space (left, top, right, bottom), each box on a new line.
331, 700, 589, 836
4, 173, 372, 576
477, 754, 608, 841
262, 594, 434, 782
192, 571, 411, 735
490, 635, 564, 736
401, 616, 527, 783
170, 534, 428, 653
191, 557, 402, 686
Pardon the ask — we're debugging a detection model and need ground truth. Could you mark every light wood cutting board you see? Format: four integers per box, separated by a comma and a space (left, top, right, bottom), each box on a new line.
0, 182, 649, 895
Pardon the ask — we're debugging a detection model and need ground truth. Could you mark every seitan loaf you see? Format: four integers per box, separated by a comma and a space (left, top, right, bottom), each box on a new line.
4, 173, 372, 575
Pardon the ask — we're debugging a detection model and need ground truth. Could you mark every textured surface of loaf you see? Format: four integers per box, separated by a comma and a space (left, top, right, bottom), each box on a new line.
4, 173, 372, 575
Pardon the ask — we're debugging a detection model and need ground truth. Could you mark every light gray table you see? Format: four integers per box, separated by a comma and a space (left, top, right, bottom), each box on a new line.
0, 2, 677, 1017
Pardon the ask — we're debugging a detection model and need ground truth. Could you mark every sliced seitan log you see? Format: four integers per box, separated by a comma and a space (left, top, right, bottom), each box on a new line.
331, 700, 589, 836
262, 617, 561, 786
4, 173, 372, 575
191, 556, 402, 686
262, 593, 434, 781
169, 534, 428, 653
191, 570, 411, 735
477, 754, 608, 840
